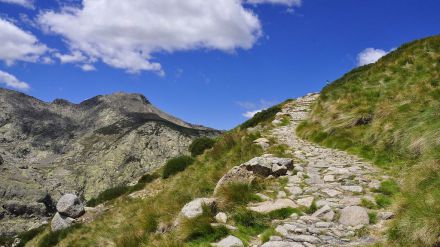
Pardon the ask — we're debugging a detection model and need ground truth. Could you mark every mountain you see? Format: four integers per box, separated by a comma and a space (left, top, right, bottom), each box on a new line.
297, 35, 440, 246
0, 88, 220, 235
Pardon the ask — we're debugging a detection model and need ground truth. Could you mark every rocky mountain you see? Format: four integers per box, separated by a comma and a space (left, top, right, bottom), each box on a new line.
0, 88, 220, 235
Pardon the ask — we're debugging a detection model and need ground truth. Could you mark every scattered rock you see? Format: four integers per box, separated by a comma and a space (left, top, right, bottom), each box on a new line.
213, 235, 243, 247
215, 212, 228, 224
322, 189, 341, 197
297, 196, 314, 208
287, 234, 320, 244
340, 197, 361, 206
338, 206, 369, 226
242, 157, 293, 177
323, 175, 335, 182
51, 212, 75, 231
378, 211, 394, 220
287, 186, 303, 195
248, 199, 297, 214
312, 204, 331, 218
254, 138, 270, 149
261, 241, 304, 247
277, 191, 287, 198
214, 166, 255, 195
321, 210, 335, 222
56, 194, 84, 218
180, 198, 216, 219
341, 185, 363, 193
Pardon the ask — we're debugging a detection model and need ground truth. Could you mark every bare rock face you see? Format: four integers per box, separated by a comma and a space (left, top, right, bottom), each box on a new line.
56, 194, 84, 218
0, 88, 220, 236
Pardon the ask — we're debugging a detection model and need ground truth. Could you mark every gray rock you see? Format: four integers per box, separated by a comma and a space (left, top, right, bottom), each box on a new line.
378, 211, 394, 220
56, 194, 84, 218
248, 199, 297, 213
312, 205, 331, 218
287, 234, 320, 244
0, 155, 3, 165
297, 196, 314, 208
261, 241, 304, 247
2, 200, 46, 216
242, 157, 293, 177
51, 212, 75, 231
214, 235, 243, 247
180, 198, 215, 219
215, 212, 228, 224
214, 166, 255, 195
338, 206, 369, 226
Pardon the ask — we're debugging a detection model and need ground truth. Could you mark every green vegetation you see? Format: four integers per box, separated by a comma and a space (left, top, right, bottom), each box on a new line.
361, 198, 376, 209
37, 224, 83, 247
368, 212, 378, 224
375, 180, 400, 196
217, 182, 262, 210
241, 104, 283, 129
297, 35, 440, 246
27, 126, 265, 246
87, 173, 159, 207
189, 137, 217, 157
180, 206, 228, 243
162, 155, 195, 179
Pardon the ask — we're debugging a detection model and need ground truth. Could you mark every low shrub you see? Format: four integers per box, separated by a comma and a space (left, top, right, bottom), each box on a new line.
232, 208, 269, 235
375, 194, 392, 208
189, 137, 216, 157
162, 156, 195, 179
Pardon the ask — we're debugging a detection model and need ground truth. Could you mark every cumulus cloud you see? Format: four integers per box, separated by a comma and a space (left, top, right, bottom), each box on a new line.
0, 18, 47, 65
243, 109, 262, 118
80, 64, 96, 72
0, 0, 33, 8
38, 0, 262, 74
0, 70, 30, 90
357, 48, 389, 66
246, 0, 301, 6
55, 51, 88, 64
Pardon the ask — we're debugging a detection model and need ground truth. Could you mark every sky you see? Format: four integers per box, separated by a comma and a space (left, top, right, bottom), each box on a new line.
0, 0, 439, 130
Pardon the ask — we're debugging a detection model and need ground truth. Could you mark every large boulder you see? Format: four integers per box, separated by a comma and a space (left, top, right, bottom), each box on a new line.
51, 212, 75, 231
214, 166, 255, 195
242, 157, 293, 177
56, 194, 84, 218
338, 206, 369, 226
180, 198, 216, 219
214, 235, 243, 247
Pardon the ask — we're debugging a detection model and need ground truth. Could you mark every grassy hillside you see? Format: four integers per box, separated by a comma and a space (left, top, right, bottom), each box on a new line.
297, 35, 440, 246
24, 101, 290, 247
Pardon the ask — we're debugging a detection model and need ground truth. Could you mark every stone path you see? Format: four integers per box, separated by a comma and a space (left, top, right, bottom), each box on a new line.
257, 94, 390, 247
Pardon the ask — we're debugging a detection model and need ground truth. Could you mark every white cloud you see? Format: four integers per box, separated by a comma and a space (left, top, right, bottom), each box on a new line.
0, 18, 47, 65
0, 70, 30, 90
357, 48, 388, 66
0, 0, 33, 8
38, 0, 262, 74
80, 64, 96, 71
243, 109, 262, 118
55, 51, 87, 64
246, 0, 301, 6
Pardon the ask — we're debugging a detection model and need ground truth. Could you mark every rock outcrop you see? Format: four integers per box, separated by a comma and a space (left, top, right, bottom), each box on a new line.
51, 194, 85, 231
0, 88, 220, 236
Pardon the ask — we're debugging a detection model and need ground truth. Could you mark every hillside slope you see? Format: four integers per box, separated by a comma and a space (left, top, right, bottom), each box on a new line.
0, 89, 220, 236
297, 35, 440, 246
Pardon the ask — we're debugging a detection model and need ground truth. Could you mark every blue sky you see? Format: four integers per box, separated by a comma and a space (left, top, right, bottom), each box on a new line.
0, 0, 439, 130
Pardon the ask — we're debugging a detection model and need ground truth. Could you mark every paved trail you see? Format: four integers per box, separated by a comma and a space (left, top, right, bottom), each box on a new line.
259, 94, 390, 247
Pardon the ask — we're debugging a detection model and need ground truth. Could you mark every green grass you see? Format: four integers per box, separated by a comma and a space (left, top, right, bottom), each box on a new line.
37, 224, 83, 247
28, 128, 264, 246
189, 137, 217, 157
87, 173, 159, 207
240, 103, 283, 129
217, 182, 263, 210
162, 155, 195, 179
376, 180, 400, 196
361, 198, 377, 209
369, 212, 378, 224
297, 35, 440, 246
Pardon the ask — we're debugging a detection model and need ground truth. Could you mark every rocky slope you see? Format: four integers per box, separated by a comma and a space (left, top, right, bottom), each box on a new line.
0, 88, 220, 236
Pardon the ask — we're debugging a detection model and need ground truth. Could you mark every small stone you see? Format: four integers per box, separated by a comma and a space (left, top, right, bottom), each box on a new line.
261, 242, 303, 247
340, 197, 361, 206
214, 235, 243, 247
338, 206, 369, 226
297, 196, 314, 208
315, 222, 332, 228
277, 191, 287, 198
275, 225, 288, 236
323, 175, 335, 182
269, 236, 283, 241
321, 210, 335, 222
312, 205, 331, 218
322, 189, 341, 197
180, 198, 215, 219
248, 199, 297, 213
287, 234, 320, 244
215, 212, 228, 224
51, 212, 75, 231
341, 186, 363, 193
378, 211, 395, 220
56, 194, 84, 218
287, 186, 303, 195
